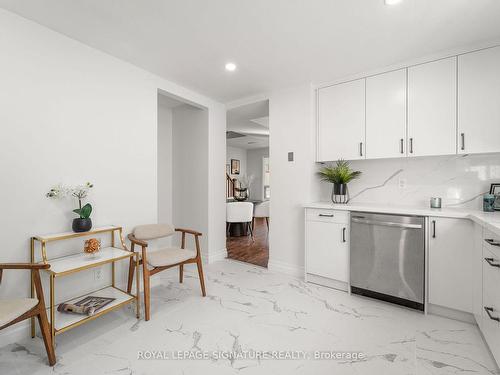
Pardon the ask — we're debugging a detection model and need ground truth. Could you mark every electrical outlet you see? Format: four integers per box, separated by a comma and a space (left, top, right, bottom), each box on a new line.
398, 178, 407, 189
94, 268, 102, 281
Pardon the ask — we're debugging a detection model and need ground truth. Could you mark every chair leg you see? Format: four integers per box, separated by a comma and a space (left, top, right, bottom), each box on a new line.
226, 222, 231, 237
37, 311, 56, 366
142, 264, 151, 321
196, 258, 206, 297
265, 217, 269, 230
252, 217, 255, 232
127, 257, 135, 294
179, 264, 183, 283
248, 222, 254, 241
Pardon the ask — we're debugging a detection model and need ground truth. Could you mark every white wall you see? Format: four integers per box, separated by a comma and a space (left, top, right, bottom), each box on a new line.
157, 103, 173, 225
268, 85, 316, 276
0, 9, 226, 344
226, 146, 247, 179
247, 147, 269, 201
172, 105, 209, 254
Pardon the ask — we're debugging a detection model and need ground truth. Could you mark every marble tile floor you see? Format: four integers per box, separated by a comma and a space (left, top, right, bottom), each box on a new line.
0, 259, 498, 375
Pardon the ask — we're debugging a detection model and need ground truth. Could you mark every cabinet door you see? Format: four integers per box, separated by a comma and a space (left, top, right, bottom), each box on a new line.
317, 79, 365, 161
408, 57, 457, 157
306, 220, 348, 282
366, 69, 407, 159
458, 46, 500, 154
428, 217, 473, 313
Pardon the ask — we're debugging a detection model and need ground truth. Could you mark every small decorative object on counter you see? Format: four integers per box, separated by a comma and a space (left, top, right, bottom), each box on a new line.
483, 194, 496, 212
430, 197, 442, 209
490, 183, 500, 211
46, 182, 94, 232
317, 159, 361, 204
83, 238, 101, 258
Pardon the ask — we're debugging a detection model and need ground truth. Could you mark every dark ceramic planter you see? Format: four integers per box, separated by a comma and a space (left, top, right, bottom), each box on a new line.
72, 218, 92, 233
333, 183, 347, 195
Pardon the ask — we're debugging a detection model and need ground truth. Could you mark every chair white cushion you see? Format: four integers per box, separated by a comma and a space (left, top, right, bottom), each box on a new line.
254, 201, 270, 218
0, 298, 38, 327
226, 202, 254, 223
146, 247, 196, 267
134, 224, 175, 240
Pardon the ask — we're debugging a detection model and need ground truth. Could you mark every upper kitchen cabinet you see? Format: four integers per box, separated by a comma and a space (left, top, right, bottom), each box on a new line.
408, 57, 457, 157
366, 69, 407, 159
317, 79, 365, 162
458, 46, 500, 154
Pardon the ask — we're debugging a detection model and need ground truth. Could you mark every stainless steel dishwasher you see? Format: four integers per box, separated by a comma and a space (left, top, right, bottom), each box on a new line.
350, 212, 425, 311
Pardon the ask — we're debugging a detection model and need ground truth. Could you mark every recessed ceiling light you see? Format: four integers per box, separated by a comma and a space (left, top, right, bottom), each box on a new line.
225, 62, 237, 72
385, 0, 402, 4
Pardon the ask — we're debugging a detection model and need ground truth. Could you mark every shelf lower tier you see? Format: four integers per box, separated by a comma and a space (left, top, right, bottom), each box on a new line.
51, 286, 135, 334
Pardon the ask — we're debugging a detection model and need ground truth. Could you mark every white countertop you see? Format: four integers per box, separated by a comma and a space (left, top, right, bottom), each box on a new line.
304, 202, 500, 236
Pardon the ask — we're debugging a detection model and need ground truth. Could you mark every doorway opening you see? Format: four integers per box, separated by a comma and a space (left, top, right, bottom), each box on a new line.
157, 90, 208, 253
225, 99, 270, 267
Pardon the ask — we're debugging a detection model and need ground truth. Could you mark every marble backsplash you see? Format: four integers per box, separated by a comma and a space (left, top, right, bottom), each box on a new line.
317, 154, 500, 210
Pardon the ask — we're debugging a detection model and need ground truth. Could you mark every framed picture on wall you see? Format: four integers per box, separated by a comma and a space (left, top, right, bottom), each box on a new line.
231, 159, 240, 175
490, 183, 500, 210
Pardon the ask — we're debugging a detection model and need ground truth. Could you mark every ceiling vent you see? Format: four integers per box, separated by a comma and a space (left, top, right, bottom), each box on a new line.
226, 131, 245, 139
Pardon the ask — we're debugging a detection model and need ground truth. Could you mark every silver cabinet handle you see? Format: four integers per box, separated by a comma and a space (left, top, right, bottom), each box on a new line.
351, 218, 422, 229
409, 138, 413, 154
359, 142, 363, 157
460, 133, 465, 151
485, 239, 500, 247
432, 220, 436, 238
342, 227, 346, 243
485, 306, 500, 322
485, 257, 500, 268
318, 214, 334, 217
400, 139, 404, 154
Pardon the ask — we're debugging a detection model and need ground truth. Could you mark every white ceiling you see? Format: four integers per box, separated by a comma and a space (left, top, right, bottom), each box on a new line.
2, 1, 500, 102
227, 100, 269, 150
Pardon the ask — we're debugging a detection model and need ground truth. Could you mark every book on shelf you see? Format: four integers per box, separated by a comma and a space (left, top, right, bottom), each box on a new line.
57, 296, 115, 316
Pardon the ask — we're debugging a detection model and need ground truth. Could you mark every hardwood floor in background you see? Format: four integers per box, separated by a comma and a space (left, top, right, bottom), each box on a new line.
226, 217, 269, 267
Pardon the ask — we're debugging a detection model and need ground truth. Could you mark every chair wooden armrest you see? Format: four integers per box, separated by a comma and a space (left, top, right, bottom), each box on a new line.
175, 228, 203, 236
127, 233, 148, 247
0, 263, 50, 270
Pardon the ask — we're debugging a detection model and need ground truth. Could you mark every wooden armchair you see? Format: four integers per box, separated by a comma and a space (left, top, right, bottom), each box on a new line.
126, 224, 206, 321
0, 263, 56, 366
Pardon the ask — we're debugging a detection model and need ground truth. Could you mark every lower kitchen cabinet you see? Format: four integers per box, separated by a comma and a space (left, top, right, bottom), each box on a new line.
481, 230, 500, 364
428, 217, 473, 313
305, 209, 349, 290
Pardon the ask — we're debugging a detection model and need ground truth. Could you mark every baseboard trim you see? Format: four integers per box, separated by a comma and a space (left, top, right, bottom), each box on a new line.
267, 259, 304, 278
306, 273, 348, 292
205, 248, 227, 263
427, 303, 476, 324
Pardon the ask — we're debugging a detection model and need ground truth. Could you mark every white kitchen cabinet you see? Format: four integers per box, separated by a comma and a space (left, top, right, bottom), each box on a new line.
317, 79, 365, 162
458, 46, 500, 154
408, 57, 457, 157
428, 217, 473, 313
305, 209, 349, 289
365, 69, 407, 159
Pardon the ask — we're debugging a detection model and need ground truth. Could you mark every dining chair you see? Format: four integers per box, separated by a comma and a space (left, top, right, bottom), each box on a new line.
0, 263, 56, 366
253, 200, 270, 232
126, 224, 206, 321
226, 202, 254, 239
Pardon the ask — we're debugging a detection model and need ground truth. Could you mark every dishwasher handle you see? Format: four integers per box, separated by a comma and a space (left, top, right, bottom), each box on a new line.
351, 217, 423, 229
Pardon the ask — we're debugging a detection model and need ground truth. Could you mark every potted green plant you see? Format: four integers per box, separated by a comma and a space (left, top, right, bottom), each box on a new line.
46, 182, 94, 232
317, 160, 361, 203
